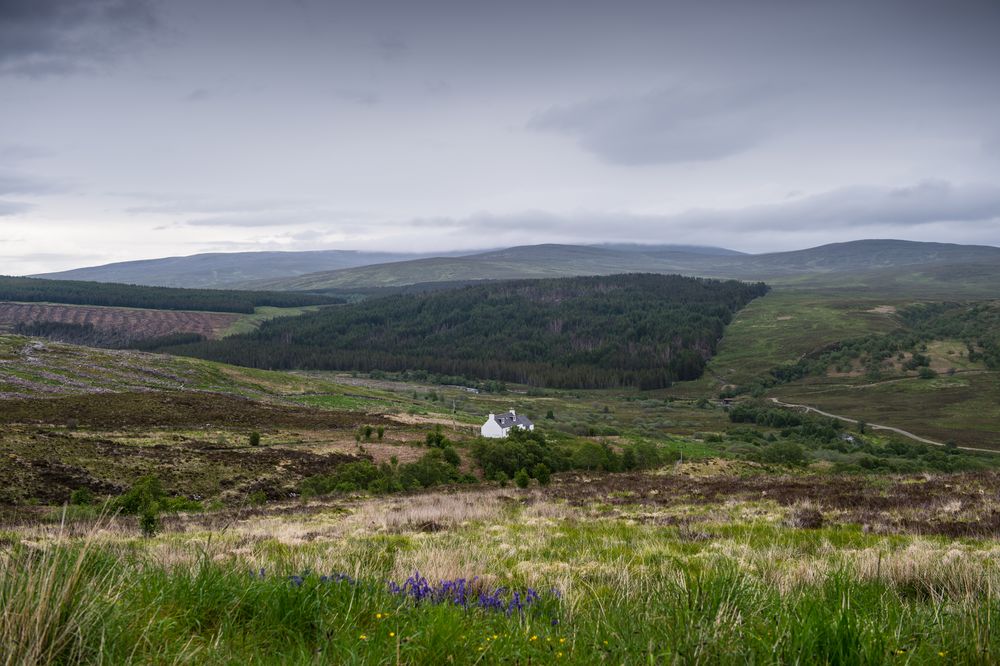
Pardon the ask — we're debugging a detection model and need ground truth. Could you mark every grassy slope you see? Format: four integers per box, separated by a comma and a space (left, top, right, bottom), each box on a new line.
680, 283, 1000, 448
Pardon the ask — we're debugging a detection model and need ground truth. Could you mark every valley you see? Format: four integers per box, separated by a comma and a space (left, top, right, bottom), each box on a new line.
2, 239, 999, 664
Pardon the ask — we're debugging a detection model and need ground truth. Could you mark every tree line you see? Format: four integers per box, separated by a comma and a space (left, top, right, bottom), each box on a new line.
167, 274, 769, 389
0, 276, 342, 314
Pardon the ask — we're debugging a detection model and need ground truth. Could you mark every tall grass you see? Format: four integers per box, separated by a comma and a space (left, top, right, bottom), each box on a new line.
0, 519, 124, 665
4, 513, 1000, 664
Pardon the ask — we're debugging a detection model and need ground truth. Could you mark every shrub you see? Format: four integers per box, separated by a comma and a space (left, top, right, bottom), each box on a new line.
532, 463, 551, 486
495, 471, 508, 487
442, 446, 461, 467
918, 367, 937, 379
139, 508, 159, 538
399, 450, 459, 489
425, 425, 451, 448
377, 426, 385, 440
69, 488, 94, 506
760, 441, 806, 466
514, 468, 530, 488
545, 410, 555, 420
249, 431, 261, 447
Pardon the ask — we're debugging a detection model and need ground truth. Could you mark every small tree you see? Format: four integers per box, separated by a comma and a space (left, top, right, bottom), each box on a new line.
495, 471, 509, 488
514, 468, 530, 489
856, 420, 867, 434
545, 410, 555, 420
249, 431, 261, 447
377, 426, 385, 441
532, 463, 551, 486
139, 507, 159, 538
363, 425, 374, 441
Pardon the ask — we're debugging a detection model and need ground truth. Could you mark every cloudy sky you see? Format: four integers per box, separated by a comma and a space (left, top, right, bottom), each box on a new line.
2, 0, 999, 274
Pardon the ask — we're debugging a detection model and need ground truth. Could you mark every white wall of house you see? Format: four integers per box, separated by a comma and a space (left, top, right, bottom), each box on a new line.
481, 413, 507, 438
480, 410, 535, 438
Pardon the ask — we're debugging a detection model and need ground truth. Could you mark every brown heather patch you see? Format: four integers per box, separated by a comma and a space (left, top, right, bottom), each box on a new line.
541, 468, 1000, 538
0, 391, 390, 429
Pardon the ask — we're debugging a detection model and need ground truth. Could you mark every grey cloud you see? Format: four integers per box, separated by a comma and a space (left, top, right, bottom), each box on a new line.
0, 144, 52, 162
183, 88, 212, 102
0, 200, 33, 215
0, 171, 60, 195
0, 0, 158, 76
184, 211, 329, 228
375, 34, 408, 61
412, 181, 1000, 238
671, 181, 1000, 232
529, 86, 785, 166
335, 89, 381, 106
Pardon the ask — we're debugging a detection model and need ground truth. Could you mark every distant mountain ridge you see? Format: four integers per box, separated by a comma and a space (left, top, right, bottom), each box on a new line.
32, 249, 478, 288
247, 239, 1000, 291
30, 239, 1000, 293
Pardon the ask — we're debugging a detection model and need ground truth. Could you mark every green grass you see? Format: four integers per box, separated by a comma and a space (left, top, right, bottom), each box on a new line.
6, 506, 1000, 665
770, 371, 1000, 449
221, 305, 323, 337
705, 289, 903, 386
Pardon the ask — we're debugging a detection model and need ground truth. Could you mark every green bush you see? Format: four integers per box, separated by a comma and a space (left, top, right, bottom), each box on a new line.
514, 468, 530, 488
139, 508, 159, 538
249, 431, 261, 447
442, 446, 461, 467
69, 488, 94, 506
532, 463, 551, 486
760, 441, 807, 466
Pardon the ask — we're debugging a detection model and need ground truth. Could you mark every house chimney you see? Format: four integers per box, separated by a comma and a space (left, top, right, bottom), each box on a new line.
509, 409, 516, 415
488, 412, 495, 420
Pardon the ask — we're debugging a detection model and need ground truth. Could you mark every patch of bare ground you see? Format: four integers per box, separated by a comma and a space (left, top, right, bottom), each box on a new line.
387, 412, 469, 427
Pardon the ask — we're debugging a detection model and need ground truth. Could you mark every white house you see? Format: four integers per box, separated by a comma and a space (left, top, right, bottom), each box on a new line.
481, 409, 535, 438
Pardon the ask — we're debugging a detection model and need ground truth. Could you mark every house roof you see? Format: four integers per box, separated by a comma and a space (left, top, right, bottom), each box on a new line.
490, 411, 533, 429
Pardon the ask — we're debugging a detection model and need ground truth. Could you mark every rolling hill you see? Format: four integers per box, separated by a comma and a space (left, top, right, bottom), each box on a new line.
32, 249, 476, 288
250, 240, 1000, 292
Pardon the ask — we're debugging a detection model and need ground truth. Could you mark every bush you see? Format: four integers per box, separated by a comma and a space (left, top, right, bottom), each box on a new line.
425, 425, 451, 448
532, 463, 551, 486
69, 488, 94, 506
377, 426, 385, 441
760, 441, 806, 466
139, 508, 159, 538
495, 471, 509, 487
249, 431, 261, 447
471, 429, 568, 479
442, 446, 461, 467
918, 367, 937, 379
514, 468, 530, 489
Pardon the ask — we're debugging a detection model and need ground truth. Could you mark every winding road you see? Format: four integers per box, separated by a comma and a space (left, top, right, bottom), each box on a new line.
767, 397, 998, 454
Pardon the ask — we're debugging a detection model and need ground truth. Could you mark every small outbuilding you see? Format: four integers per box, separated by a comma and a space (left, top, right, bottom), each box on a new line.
481, 409, 534, 438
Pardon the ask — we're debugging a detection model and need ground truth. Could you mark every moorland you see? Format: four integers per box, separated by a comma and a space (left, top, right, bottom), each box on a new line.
2, 238, 999, 664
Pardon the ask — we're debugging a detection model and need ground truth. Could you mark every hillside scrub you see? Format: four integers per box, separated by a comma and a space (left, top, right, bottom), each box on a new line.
167, 274, 769, 389
733, 301, 1000, 395
726, 402, 989, 473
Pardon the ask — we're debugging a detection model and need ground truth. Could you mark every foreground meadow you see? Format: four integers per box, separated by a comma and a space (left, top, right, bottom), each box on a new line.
5, 465, 1000, 665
